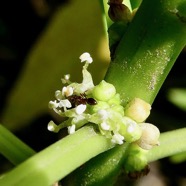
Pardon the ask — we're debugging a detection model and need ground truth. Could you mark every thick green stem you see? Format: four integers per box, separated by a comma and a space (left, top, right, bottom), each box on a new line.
63, 143, 129, 186
105, 0, 186, 105
0, 124, 35, 165
0, 126, 112, 186
147, 128, 186, 162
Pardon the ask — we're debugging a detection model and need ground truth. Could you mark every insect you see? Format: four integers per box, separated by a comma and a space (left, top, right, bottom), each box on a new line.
67, 93, 97, 108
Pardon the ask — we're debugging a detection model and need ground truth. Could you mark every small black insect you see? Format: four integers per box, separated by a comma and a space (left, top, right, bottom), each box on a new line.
67, 93, 97, 108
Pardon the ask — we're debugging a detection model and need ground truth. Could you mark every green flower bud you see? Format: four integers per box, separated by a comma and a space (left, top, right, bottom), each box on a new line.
125, 98, 151, 122
111, 105, 124, 116
92, 80, 116, 101
108, 93, 121, 106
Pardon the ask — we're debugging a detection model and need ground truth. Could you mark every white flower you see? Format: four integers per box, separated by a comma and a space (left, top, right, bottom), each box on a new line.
111, 133, 124, 145
62, 86, 73, 97
58, 99, 72, 109
68, 124, 76, 134
75, 104, 87, 115
79, 52, 93, 64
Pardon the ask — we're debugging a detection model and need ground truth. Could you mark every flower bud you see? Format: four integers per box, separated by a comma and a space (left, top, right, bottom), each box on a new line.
92, 80, 116, 101
137, 123, 160, 150
125, 98, 151, 122
108, 0, 132, 22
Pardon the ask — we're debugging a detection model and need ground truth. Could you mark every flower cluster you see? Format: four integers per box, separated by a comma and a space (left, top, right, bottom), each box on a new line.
48, 53, 160, 148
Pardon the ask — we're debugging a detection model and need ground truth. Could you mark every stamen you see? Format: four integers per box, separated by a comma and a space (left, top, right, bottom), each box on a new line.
79, 52, 93, 64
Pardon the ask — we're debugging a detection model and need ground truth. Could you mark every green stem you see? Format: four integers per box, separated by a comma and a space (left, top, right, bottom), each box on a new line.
63, 143, 129, 186
0, 126, 113, 186
105, 0, 186, 105
147, 128, 186, 162
0, 124, 35, 165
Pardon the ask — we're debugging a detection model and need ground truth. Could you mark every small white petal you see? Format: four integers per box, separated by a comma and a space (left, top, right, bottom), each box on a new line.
75, 104, 87, 114
101, 122, 110, 131
68, 124, 76, 134
79, 52, 93, 63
